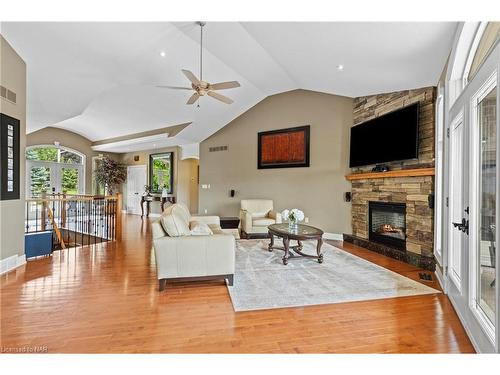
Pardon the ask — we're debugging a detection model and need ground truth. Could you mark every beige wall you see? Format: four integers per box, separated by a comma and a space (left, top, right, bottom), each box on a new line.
119, 147, 199, 215
26, 127, 118, 194
199, 89, 353, 235
0, 36, 26, 262
178, 158, 199, 214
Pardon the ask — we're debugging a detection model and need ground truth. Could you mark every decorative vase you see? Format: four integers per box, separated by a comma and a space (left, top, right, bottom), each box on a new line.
288, 218, 298, 230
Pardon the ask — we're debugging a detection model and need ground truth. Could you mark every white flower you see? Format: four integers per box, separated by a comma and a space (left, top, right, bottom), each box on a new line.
281, 209, 290, 220
291, 208, 305, 221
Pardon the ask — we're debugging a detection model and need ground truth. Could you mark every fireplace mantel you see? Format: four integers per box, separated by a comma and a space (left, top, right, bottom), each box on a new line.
345, 167, 435, 181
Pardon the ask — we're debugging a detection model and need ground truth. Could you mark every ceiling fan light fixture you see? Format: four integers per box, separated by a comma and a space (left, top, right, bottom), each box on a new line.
156, 21, 241, 105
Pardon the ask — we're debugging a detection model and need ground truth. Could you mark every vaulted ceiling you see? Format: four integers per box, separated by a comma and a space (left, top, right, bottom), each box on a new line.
1, 22, 457, 152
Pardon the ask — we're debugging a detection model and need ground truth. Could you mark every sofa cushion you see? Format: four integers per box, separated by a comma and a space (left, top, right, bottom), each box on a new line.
160, 205, 191, 237
174, 202, 191, 223
253, 218, 276, 227
189, 221, 213, 236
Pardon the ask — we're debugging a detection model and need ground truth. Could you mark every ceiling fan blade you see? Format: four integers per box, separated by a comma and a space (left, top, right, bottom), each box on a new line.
156, 85, 192, 90
207, 91, 233, 104
209, 81, 241, 90
182, 69, 200, 85
186, 92, 200, 105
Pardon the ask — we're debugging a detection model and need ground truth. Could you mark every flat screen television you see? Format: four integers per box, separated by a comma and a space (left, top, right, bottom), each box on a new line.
349, 102, 420, 168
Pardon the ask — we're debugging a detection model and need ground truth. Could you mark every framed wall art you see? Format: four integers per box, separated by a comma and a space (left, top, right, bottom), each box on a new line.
1, 113, 20, 200
258, 125, 310, 169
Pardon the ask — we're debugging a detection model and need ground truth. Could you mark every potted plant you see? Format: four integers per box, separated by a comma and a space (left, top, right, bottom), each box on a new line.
93, 156, 126, 195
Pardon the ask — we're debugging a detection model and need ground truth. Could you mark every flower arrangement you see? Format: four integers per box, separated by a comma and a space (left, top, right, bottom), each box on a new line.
281, 208, 305, 229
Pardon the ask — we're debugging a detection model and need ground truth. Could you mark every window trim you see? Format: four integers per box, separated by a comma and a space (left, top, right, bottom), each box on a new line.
26, 144, 86, 196
149, 152, 174, 195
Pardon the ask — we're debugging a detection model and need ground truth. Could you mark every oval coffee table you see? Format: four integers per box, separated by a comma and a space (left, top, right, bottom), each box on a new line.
267, 223, 324, 265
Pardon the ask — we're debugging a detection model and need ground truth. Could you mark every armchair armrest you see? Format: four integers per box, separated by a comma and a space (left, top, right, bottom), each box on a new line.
268, 210, 282, 224
190, 215, 220, 226
240, 209, 253, 233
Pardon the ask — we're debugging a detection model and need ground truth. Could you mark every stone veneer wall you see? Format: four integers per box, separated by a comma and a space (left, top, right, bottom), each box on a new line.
350, 87, 436, 259
351, 176, 434, 257
353, 86, 436, 171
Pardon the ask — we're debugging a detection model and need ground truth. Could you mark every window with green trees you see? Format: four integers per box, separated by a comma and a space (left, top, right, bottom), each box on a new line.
149, 152, 173, 194
26, 146, 84, 197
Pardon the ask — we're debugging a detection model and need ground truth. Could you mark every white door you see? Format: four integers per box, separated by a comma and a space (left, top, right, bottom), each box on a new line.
127, 165, 147, 215
26, 160, 84, 197
448, 112, 465, 293
445, 42, 499, 353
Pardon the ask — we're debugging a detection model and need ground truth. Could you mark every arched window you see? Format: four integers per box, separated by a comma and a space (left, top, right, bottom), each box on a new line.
447, 22, 488, 108
26, 145, 85, 197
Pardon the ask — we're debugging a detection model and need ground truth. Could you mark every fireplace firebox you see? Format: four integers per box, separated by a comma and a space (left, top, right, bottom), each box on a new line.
368, 201, 406, 251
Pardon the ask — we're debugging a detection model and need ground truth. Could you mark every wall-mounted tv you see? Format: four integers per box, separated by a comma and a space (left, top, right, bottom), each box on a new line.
349, 102, 420, 168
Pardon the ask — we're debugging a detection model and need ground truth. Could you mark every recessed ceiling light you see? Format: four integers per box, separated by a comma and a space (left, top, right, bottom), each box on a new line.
160, 51, 166, 57
337, 64, 344, 71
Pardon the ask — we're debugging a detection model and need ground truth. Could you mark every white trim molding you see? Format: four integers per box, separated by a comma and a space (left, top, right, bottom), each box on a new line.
0, 254, 26, 275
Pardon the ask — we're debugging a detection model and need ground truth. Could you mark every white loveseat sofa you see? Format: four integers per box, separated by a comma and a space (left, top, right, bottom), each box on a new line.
152, 203, 235, 291
239, 199, 282, 238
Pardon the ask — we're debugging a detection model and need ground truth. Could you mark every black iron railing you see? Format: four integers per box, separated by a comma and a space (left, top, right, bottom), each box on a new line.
25, 193, 122, 249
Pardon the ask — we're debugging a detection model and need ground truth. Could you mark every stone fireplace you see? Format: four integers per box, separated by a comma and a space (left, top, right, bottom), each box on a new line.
343, 86, 436, 271
369, 201, 406, 251
344, 174, 435, 270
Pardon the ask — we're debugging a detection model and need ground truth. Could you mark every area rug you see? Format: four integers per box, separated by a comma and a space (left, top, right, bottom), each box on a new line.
227, 239, 439, 312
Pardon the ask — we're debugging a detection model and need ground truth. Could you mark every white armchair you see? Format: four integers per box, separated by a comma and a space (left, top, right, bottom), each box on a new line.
239, 199, 282, 238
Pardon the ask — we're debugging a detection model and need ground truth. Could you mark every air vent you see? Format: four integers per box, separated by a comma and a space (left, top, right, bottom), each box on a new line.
0, 85, 17, 104
209, 145, 228, 152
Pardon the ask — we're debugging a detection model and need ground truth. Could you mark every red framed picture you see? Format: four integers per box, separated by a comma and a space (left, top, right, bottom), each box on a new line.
258, 125, 310, 169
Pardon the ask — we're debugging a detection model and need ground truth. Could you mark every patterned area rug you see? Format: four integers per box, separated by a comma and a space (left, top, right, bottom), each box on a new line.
227, 239, 439, 312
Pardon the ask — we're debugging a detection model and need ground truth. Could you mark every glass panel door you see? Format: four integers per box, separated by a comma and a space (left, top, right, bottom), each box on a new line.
61, 167, 80, 195
29, 165, 51, 197
477, 85, 497, 325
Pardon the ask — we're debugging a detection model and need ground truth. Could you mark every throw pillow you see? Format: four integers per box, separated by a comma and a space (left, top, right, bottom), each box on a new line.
189, 221, 213, 236
160, 205, 191, 237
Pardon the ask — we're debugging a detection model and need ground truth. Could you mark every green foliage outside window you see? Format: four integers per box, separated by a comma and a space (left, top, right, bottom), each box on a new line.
150, 153, 172, 194
30, 167, 51, 197
26, 147, 82, 164
62, 168, 79, 195
26, 146, 84, 196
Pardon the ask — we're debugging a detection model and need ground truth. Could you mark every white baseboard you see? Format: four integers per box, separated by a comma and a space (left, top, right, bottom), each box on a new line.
434, 266, 446, 293
447, 292, 481, 353
0, 254, 26, 275
322, 232, 343, 241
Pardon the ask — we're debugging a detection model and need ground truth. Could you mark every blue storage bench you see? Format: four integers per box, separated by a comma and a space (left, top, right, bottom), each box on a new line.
25, 231, 53, 259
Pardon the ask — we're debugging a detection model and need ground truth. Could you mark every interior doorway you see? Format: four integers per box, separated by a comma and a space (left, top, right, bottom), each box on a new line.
126, 165, 147, 215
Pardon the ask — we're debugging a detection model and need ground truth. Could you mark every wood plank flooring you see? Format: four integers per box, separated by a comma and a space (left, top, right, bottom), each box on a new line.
0, 214, 474, 353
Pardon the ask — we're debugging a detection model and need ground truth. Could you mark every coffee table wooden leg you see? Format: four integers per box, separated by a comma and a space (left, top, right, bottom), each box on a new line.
317, 237, 324, 263
282, 237, 290, 265
268, 233, 274, 252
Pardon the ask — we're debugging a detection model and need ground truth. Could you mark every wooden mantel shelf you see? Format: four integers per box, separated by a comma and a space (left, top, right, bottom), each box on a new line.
345, 167, 435, 181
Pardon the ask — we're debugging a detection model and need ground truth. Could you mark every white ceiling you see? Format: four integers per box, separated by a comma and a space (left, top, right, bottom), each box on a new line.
0, 22, 457, 152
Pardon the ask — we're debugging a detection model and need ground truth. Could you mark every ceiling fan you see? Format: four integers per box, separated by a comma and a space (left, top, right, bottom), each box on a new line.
157, 22, 241, 105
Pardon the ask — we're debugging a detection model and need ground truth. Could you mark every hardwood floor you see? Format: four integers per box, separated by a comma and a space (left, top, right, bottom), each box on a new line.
0, 214, 474, 353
